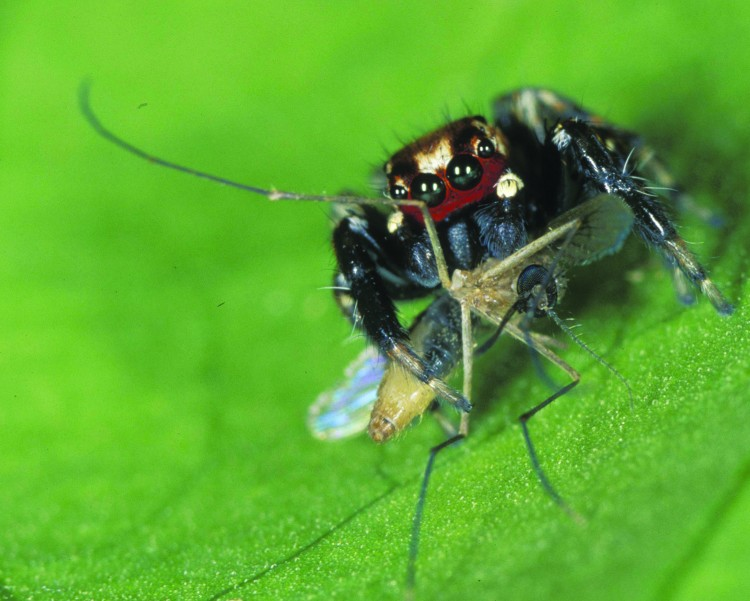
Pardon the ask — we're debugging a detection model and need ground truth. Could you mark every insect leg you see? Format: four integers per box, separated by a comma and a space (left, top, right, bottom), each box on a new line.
405, 433, 464, 601
505, 324, 584, 521
459, 299, 474, 437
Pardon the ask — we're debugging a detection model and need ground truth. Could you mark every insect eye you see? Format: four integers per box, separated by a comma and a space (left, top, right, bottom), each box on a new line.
410, 173, 446, 207
476, 137, 495, 158
516, 264, 558, 317
389, 183, 408, 200
446, 155, 483, 190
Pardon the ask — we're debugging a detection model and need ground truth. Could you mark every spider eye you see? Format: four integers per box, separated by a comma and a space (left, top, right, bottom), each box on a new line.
389, 183, 408, 200
446, 155, 483, 190
476, 137, 495, 158
410, 173, 446, 207
516, 264, 558, 317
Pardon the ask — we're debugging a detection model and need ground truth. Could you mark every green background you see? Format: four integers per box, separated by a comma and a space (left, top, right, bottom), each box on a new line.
2, 2, 749, 600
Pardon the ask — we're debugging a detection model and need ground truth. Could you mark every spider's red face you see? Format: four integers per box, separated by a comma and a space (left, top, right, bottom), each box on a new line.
385, 117, 509, 222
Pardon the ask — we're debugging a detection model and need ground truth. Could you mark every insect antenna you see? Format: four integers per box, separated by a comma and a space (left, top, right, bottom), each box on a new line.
81, 85, 437, 207
405, 433, 464, 601
547, 311, 634, 410
81, 81, 455, 292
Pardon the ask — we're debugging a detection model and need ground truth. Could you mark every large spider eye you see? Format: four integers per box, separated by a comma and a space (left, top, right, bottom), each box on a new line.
446, 154, 483, 190
476, 137, 495, 158
389, 183, 408, 200
516, 264, 557, 317
410, 173, 446, 206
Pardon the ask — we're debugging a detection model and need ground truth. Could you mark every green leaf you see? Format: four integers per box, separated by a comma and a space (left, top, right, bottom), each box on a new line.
2, 2, 748, 600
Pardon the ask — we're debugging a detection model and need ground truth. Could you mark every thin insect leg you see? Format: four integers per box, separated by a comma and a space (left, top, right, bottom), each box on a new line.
459, 299, 474, 436
505, 325, 584, 522
525, 335, 560, 391
474, 308, 567, 358
405, 434, 464, 601
519, 381, 582, 522
474, 302, 519, 357
419, 206, 451, 289
429, 407, 460, 437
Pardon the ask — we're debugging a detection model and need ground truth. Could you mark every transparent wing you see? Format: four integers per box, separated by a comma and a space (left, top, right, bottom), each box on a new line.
547, 194, 634, 269
469, 194, 634, 290
307, 347, 386, 441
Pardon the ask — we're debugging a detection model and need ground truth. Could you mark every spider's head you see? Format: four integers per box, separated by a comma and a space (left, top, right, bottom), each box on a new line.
384, 116, 509, 222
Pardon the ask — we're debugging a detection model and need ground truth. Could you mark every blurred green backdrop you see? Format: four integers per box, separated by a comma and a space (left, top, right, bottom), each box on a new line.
1, 2, 749, 600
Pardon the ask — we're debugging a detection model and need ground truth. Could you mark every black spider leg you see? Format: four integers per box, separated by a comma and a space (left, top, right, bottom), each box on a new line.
405, 434, 464, 601
553, 119, 734, 316
593, 123, 726, 228
567, 123, 706, 307
333, 211, 471, 413
494, 88, 732, 312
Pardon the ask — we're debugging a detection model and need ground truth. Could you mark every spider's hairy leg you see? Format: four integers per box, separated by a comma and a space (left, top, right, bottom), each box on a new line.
332, 216, 471, 421
369, 293, 466, 442
493, 87, 600, 144
553, 119, 733, 316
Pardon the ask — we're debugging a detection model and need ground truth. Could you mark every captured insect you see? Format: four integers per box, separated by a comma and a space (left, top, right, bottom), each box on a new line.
80, 83, 733, 595
310, 195, 635, 445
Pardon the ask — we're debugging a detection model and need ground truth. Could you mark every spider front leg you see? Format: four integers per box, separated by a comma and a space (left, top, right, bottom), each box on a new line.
331, 211, 472, 419
553, 118, 734, 316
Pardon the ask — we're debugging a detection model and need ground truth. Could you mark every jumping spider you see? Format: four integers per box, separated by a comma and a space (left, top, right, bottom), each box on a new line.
81, 84, 735, 598
326, 88, 732, 441
80, 85, 733, 444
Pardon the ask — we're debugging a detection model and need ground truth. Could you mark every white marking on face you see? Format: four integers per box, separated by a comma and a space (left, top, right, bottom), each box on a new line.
414, 137, 453, 174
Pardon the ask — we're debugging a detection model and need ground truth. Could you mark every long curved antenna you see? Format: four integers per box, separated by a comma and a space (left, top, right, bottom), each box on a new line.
79, 81, 454, 289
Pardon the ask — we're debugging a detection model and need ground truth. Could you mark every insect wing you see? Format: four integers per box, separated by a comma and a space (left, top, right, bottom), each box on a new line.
472, 194, 634, 290
547, 194, 634, 269
307, 347, 386, 441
